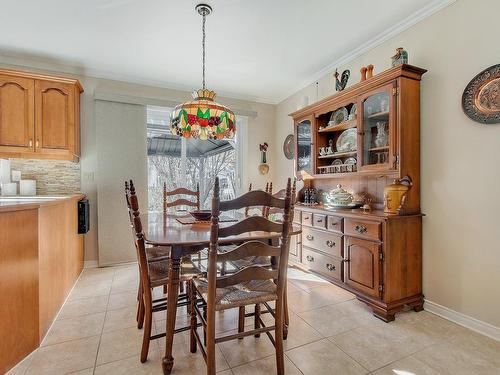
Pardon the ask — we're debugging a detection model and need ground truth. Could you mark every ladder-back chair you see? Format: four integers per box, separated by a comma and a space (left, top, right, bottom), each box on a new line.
189, 177, 295, 375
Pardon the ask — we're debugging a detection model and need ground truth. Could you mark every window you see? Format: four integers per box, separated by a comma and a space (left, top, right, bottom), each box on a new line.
147, 106, 244, 212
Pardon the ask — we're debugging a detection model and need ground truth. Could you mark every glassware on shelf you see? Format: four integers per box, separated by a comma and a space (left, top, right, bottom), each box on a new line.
374, 121, 388, 148
362, 90, 391, 166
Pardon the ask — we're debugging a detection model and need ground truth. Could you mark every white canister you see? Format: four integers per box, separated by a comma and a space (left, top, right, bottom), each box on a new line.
20, 180, 37, 196
0, 159, 11, 183
1, 182, 17, 196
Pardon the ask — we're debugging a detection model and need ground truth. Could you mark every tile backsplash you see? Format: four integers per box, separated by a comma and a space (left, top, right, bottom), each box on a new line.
9, 159, 81, 195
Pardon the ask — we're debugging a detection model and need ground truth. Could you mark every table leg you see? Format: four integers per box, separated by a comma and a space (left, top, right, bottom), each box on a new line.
162, 247, 181, 375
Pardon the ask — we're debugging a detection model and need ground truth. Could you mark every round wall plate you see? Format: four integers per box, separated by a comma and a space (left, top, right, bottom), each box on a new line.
462, 64, 500, 124
283, 134, 295, 160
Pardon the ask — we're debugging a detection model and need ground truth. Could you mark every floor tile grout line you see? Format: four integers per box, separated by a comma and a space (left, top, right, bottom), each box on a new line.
92, 270, 115, 374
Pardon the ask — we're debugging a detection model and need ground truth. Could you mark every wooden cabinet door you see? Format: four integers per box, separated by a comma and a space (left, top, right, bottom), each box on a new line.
295, 115, 314, 179
344, 237, 381, 298
34, 80, 76, 157
358, 80, 398, 172
0, 75, 35, 153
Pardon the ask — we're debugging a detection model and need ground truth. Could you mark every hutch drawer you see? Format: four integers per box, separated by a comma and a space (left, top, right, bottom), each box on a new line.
301, 212, 313, 227
345, 218, 381, 241
302, 226, 342, 258
302, 247, 342, 281
327, 215, 343, 233
312, 214, 327, 229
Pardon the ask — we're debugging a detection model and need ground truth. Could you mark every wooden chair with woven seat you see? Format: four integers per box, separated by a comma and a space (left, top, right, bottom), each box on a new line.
189, 177, 295, 375
221, 181, 295, 340
127, 180, 203, 363
125, 181, 170, 328
163, 182, 200, 213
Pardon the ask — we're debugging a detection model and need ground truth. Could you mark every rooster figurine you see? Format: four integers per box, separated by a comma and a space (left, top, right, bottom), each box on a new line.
334, 69, 350, 91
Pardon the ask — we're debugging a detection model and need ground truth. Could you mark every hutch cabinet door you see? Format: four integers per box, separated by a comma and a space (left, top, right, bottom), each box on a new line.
0, 75, 35, 154
295, 116, 314, 178
358, 81, 397, 172
344, 237, 381, 298
34, 80, 76, 158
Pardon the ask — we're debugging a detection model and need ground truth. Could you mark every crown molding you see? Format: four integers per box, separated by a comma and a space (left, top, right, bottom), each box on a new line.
276, 0, 457, 104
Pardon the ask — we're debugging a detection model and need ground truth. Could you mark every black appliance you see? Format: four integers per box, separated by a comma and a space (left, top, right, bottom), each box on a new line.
78, 199, 90, 234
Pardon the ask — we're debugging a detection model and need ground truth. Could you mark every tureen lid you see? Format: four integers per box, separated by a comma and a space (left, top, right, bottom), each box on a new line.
330, 184, 353, 200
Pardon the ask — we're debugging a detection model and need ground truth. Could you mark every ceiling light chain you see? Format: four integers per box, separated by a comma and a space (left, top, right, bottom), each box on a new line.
202, 9, 206, 90
170, 3, 235, 141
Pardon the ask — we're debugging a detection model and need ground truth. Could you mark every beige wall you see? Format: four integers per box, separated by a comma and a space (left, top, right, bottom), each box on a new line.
0, 59, 276, 265
273, 0, 500, 328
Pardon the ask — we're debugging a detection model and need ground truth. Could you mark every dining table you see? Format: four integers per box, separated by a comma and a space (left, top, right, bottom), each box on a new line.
144, 211, 301, 375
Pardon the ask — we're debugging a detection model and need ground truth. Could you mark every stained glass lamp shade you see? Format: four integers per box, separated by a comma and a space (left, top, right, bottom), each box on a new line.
170, 89, 235, 140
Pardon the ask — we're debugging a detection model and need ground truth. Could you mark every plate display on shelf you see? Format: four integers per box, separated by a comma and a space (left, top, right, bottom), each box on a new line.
329, 107, 349, 125
336, 128, 357, 152
350, 104, 357, 117
344, 157, 357, 165
331, 159, 342, 165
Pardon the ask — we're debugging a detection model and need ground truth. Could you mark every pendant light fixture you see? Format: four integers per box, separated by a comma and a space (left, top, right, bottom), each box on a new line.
170, 3, 236, 140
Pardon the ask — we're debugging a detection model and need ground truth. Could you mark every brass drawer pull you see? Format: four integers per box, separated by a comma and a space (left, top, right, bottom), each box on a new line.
354, 224, 367, 234
326, 263, 336, 271
326, 240, 335, 247
306, 234, 314, 241
306, 255, 315, 262
343, 257, 350, 263
316, 218, 323, 223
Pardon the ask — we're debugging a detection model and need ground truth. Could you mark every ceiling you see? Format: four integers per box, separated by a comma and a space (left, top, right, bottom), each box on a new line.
0, 0, 445, 103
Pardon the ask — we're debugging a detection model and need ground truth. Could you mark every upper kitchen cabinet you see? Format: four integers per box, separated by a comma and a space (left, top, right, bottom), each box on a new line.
0, 74, 34, 154
0, 69, 83, 161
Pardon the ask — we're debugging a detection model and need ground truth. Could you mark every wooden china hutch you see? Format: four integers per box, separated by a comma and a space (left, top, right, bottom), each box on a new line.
289, 64, 426, 322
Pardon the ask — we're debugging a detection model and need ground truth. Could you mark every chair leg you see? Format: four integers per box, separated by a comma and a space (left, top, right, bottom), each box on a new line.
275, 299, 285, 375
206, 303, 217, 375
140, 288, 153, 363
203, 306, 207, 346
238, 306, 245, 338
189, 281, 197, 353
283, 284, 289, 340
163, 284, 168, 295
137, 283, 145, 329
254, 304, 261, 338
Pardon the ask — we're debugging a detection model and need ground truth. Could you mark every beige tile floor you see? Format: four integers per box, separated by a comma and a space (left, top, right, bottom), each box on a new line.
8, 265, 500, 375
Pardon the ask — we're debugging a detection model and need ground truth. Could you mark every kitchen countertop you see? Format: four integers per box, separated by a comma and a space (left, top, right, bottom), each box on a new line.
0, 194, 85, 213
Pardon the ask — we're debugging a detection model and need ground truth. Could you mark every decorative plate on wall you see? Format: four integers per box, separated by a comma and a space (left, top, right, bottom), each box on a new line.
283, 134, 295, 160
462, 64, 500, 124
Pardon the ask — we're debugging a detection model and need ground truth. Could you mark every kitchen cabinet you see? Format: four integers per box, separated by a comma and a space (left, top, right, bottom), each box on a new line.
344, 236, 381, 298
0, 69, 83, 161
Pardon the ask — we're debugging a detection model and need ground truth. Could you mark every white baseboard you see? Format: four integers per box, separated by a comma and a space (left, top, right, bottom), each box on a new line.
424, 299, 500, 342
83, 260, 98, 269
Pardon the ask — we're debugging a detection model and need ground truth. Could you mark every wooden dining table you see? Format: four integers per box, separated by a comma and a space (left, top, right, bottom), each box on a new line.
144, 212, 300, 375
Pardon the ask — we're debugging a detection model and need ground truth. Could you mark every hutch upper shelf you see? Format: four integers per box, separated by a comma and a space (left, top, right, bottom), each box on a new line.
290, 64, 426, 181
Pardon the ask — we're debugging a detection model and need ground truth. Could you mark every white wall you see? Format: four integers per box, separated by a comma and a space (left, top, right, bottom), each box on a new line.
0, 58, 276, 264
273, 0, 500, 329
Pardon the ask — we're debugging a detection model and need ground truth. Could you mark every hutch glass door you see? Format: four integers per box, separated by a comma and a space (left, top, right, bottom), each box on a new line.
359, 82, 396, 170
296, 119, 312, 175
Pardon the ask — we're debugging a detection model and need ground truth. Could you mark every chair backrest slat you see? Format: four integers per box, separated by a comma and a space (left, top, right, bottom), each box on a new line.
220, 190, 285, 212
163, 182, 200, 212
217, 241, 281, 263
218, 215, 283, 238
167, 198, 199, 207
215, 265, 279, 289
